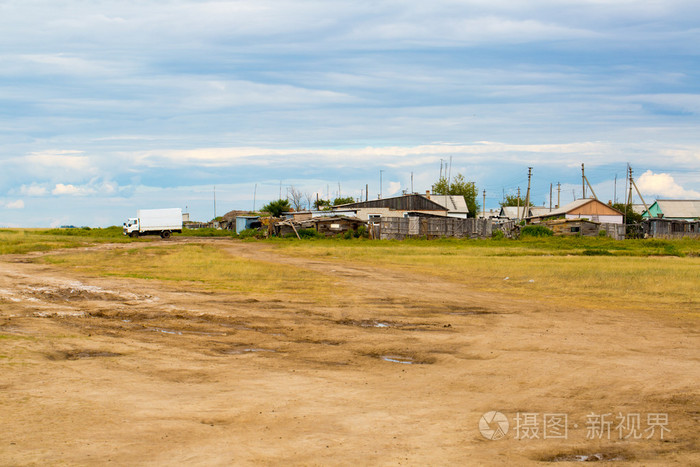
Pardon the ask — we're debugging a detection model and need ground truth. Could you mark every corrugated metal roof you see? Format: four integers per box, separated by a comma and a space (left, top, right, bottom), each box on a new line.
337, 194, 447, 211
654, 200, 700, 219
531, 198, 622, 218
428, 195, 469, 213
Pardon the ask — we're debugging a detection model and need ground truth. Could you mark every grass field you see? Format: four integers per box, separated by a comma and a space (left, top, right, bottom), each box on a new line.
271, 237, 700, 315
39, 243, 335, 298
2, 228, 698, 314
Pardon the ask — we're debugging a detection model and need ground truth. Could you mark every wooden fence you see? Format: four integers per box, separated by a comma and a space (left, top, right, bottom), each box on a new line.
378, 217, 513, 240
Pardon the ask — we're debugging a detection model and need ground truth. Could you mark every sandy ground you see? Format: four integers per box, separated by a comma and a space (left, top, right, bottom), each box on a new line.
0, 239, 698, 466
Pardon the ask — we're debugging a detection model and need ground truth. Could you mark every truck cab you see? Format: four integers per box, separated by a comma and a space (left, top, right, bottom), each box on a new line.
123, 218, 140, 237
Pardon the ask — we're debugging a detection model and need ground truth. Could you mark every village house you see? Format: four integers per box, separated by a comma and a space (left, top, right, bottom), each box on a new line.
333, 192, 467, 222
527, 198, 624, 225
642, 200, 700, 220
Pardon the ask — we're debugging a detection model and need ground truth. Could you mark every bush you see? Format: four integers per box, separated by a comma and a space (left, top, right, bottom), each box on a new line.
598, 230, 607, 237
582, 249, 613, 256
491, 230, 505, 240
520, 225, 553, 237
297, 228, 323, 239
239, 228, 263, 239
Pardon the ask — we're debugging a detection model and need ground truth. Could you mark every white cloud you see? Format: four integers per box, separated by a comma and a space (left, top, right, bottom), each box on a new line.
20, 184, 48, 196
4, 200, 25, 209
52, 184, 84, 195
387, 181, 402, 195
52, 179, 119, 196
636, 170, 700, 198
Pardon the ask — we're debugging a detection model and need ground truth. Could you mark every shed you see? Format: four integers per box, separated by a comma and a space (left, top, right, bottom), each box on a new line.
235, 216, 261, 234
642, 200, 700, 220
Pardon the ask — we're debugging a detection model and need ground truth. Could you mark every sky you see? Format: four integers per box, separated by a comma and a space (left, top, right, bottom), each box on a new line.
1, 0, 699, 227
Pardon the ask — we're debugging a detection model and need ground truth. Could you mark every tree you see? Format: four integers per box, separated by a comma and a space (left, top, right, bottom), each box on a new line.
287, 186, 304, 211
432, 174, 479, 217
499, 194, 533, 208
612, 203, 643, 224
333, 196, 355, 206
261, 199, 290, 217
314, 198, 331, 210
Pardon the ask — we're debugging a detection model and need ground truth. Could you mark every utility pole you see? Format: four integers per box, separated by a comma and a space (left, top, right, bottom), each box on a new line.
482, 190, 486, 218
582, 163, 586, 199
627, 164, 634, 207
549, 183, 553, 211
557, 182, 561, 209
365, 184, 368, 202
523, 167, 532, 221
628, 165, 649, 214
439, 159, 444, 180
581, 163, 598, 200
411, 172, 414, 193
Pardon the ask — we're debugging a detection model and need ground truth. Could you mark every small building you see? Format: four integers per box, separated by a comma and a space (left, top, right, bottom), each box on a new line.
235, 216, 262, 234
529, 198, 624, 225
275, 216, 366, 237
333, 193, 459, 222
642, 218, 700, 239
642, 200, 700, 220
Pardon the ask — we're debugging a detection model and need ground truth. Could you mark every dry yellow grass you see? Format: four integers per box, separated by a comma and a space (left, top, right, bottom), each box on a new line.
273, 240, 700, 316
39, 243, 335, 298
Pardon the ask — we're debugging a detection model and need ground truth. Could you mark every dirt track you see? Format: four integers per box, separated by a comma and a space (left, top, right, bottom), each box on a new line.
1, 239, 698, 465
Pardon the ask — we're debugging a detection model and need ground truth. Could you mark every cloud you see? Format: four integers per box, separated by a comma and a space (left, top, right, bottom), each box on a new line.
387, 181, 402, 195
52, 180, 120, 196
4, 199, 25, 209
20, 184, 49, 196
636, 170, 700, 198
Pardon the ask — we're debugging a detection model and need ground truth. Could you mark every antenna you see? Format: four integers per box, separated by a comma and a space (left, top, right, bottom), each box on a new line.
379, 169, 384, 199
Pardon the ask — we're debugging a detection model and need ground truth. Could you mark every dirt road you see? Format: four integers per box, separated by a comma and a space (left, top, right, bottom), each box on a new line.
1, 240, 698, 465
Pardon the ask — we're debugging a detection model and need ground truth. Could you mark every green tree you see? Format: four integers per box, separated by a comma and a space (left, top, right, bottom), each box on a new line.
261, 199, 291, 217
499, 194, 533, 208
612, 203, 643, 224
432, 174, 479, 217
314, 198, 331, 210
333, 196, 356, 206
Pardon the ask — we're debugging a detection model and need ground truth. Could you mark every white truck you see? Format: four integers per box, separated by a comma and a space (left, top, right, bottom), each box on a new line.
123, 208, 183, 238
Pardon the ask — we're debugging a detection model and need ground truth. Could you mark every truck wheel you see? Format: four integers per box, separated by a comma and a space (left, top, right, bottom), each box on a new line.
161, 230, 171, 239
129, 232, 138, 238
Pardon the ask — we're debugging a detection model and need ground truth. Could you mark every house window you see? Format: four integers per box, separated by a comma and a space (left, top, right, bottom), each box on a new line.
368, 214, 381, 225
571, 226, 580, 233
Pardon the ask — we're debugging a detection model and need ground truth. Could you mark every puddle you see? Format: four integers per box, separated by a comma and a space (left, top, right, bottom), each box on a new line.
542, 452, 628, 462
337, 319, 393, 328
448, 311, 494, 316
381, 355, 414, 364
149, 328, 182, 335
65, 351, 122, 360
221, 348, 277, 355
48, 350, 122, 360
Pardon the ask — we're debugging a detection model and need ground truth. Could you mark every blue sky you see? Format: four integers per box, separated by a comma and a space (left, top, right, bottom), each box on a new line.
1, 0, 699, 226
